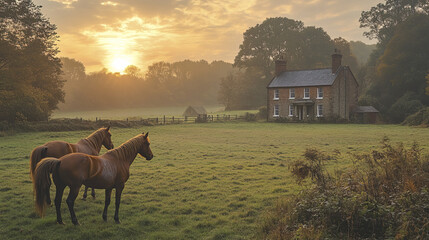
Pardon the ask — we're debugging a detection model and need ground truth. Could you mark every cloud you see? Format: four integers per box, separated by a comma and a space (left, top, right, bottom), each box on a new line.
34, 0, 382, 72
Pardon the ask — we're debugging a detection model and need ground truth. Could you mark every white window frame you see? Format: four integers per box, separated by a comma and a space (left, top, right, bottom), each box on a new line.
304, 88, 310, 99
317, 87, 323, 99
274, 105, 280, 117
317, 104, 323, 117
273, 89, 279, 100
289, 105, 294, 117
289, 88, 295, 99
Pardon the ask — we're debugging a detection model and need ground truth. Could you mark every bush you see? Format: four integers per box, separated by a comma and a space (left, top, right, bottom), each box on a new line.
257, 106, 267, 120
388, 92, 424, 123
259, 138, 429, 239
402, 107, 429, 126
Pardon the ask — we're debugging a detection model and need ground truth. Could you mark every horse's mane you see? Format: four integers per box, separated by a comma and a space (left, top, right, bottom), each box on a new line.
84, 128, 106, 149
107, 134, 144, 161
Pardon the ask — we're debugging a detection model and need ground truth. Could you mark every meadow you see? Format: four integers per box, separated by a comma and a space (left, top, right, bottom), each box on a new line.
0, 122, 428, 239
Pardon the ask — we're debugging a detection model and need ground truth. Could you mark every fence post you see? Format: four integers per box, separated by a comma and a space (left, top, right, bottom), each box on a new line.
172, 116, 175, 124
185, 116, 187, 122
163, 115, 166, 125
156, 117, 159, 124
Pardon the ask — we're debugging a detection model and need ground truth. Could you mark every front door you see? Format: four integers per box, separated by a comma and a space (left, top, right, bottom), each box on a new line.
298, 106, 303, 120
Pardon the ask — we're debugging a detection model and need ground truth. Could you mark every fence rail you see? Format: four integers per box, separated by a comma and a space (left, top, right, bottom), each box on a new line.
107, 114, 244, 125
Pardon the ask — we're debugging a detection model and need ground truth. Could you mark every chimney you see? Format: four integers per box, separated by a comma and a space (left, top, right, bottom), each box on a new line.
275, 56, 287, 76
331, 49, 342, 73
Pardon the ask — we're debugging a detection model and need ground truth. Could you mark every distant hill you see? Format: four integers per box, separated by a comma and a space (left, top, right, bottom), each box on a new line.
350, 41, 376, 67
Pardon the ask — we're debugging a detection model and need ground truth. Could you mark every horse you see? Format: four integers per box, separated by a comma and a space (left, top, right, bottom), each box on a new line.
30, 127, 114, 202
33, 132, 153, 225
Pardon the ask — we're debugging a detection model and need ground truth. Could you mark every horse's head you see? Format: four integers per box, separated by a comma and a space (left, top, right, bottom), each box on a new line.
139, 132, 153, 160
102, 126, 114, 150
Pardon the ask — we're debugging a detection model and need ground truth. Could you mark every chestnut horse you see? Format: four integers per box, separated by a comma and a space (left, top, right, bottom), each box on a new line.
33, 132, 153, 225
30, 127, 114, 201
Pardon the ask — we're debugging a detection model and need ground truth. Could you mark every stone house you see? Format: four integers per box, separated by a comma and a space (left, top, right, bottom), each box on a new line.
266, 51, 359, 121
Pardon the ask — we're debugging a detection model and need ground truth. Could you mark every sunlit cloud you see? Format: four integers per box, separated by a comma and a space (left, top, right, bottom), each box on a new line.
34, 0, 382, 72
101, 1, 118, 6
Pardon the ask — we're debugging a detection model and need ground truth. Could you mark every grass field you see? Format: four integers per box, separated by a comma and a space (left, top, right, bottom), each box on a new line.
0, 123, 428, 239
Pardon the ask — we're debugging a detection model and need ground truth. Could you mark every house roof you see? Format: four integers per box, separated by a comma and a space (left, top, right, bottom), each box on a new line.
355, 106, 379, 113
186, 106, 207, 114
268, 68, 337, 88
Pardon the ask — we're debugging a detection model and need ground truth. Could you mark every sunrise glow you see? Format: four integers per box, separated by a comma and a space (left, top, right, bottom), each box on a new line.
109, 56, 133, 73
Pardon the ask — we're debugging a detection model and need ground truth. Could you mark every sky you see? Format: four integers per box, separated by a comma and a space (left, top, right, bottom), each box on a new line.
33, 0, 383, 73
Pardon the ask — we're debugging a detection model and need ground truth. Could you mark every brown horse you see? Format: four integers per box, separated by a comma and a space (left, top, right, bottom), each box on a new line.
33, 132, 153, 225
30, 127, 114, 202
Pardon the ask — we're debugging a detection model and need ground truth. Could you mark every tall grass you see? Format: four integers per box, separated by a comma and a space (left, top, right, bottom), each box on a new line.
259, 137, 429, 239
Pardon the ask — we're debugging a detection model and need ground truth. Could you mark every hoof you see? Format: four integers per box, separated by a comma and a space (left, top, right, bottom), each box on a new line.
81, 197, 87, 201
72, 220, 80, 226
115, 219, 121, 224
57, 221, 65, 225
92, 196, 96, 200
103, 216, 107, 222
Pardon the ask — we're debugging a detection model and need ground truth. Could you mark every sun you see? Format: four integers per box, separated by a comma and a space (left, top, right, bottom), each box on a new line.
109, 56, 133, 73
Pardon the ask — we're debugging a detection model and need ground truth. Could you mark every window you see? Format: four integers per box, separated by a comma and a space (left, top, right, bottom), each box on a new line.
289, 88, 295, 99
317, 87, 323, 99
317, 104, 323, 117
274, 89, 279, 100
289, 105, 294, 117
274, 105, 280, 117
304, 88, 310, 99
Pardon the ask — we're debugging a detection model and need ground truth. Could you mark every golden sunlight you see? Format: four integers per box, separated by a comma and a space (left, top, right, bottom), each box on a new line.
109, 56, 133, 73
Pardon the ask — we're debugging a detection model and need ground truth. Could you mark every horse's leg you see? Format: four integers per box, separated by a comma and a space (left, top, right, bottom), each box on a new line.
82, 186, 88, 200
91, 188, 96, 199
66, 185, 81, 225
54, 183, 66, 225
102, 188, 112, 221
114, 185, 124, 224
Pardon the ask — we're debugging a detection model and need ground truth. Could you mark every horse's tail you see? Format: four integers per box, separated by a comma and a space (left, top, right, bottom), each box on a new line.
33, 158, 60, 217
30, 146, 48, 181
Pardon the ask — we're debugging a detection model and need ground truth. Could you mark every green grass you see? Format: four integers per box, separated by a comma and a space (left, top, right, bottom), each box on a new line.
0, 123, 428, 239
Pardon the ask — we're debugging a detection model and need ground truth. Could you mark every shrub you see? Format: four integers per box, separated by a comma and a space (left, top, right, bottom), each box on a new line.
257, 106, 267, 120
388, 92, 424, 123
402, 107, 429, 126
259, 137, 429, 239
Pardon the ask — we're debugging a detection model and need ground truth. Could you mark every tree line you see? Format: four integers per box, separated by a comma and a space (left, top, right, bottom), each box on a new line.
59, 58, 233, 111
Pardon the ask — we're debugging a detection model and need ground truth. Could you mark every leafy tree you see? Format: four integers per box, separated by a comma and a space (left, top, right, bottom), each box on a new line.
359, 0, 429, 44
235, 17, 334, 77
0, 0, 63, 122
376, 14, 429, 107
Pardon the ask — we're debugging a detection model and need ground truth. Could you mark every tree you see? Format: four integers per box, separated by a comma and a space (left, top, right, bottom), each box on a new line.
234, 17, 334, 77
231, 17, 335, 109
377, 14, 429, 105
0, 0, 63, 122
359, 0, 429, 44
364, 14, 429, 122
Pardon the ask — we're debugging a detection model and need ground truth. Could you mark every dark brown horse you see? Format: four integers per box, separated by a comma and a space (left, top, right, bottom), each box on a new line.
33, 132, 153, 225
30, 127, 114, 201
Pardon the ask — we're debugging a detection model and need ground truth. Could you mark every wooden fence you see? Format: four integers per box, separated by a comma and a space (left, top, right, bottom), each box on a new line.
94, 114, 248, 125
